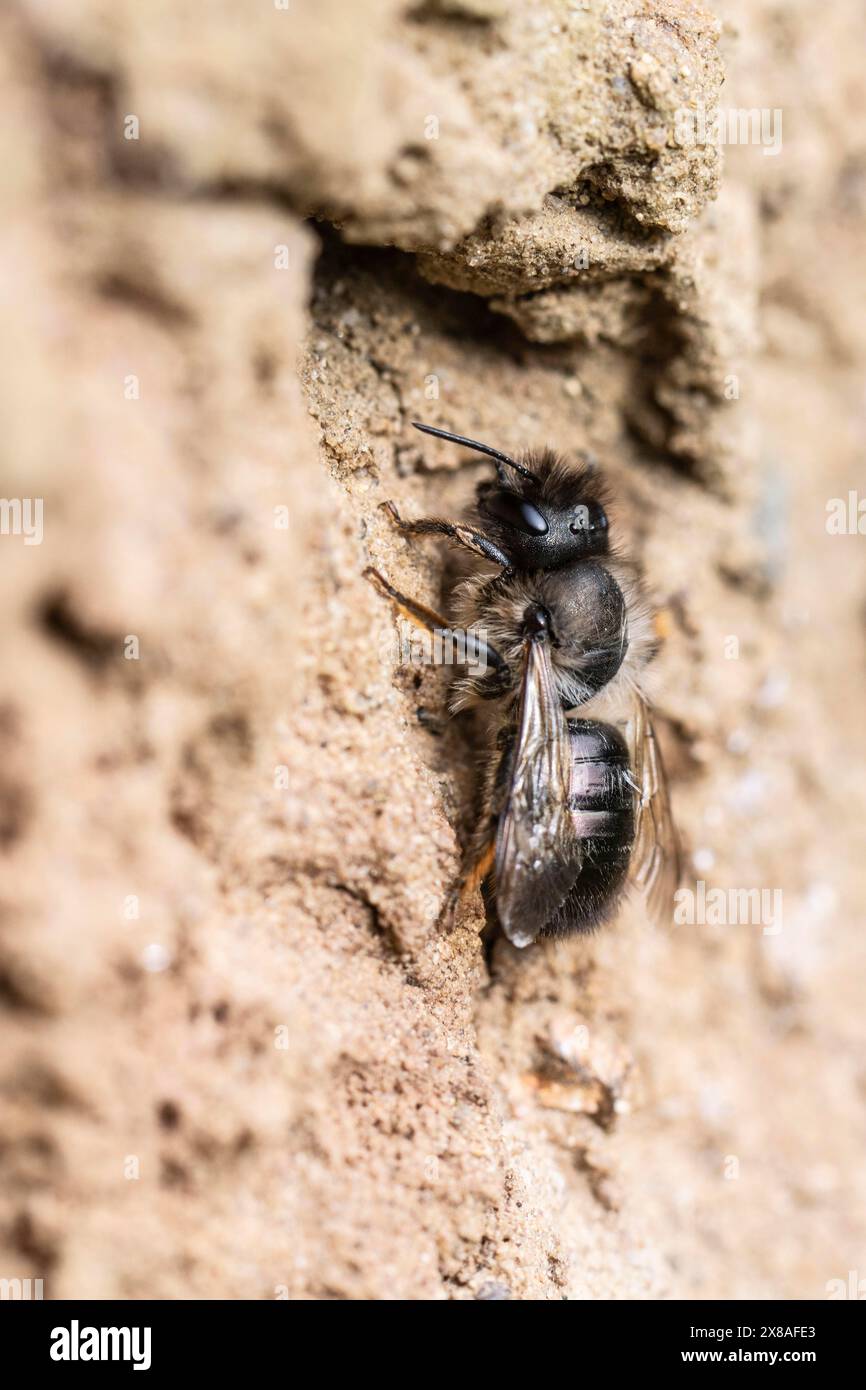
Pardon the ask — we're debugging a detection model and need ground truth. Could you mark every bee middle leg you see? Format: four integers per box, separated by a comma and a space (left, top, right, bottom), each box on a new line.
364, 567, 506, 674
364, 565, 452, 634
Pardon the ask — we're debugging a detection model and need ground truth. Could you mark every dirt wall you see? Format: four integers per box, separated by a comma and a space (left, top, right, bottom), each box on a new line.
1, 0, 865, 1300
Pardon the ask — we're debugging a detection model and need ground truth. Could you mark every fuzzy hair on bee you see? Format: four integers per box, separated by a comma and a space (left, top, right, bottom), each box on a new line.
473, 445, 610, 535
365, 422, 681, 948
449, 558, 658, 715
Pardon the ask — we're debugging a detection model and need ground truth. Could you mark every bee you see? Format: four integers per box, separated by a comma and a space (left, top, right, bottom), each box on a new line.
366, 422, 681, 948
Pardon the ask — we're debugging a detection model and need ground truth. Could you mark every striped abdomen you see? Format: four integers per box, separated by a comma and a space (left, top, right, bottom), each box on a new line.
543, 719, 634, 936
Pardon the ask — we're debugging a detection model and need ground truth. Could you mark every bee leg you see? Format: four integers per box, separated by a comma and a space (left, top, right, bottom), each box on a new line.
459, 840, 496, 913
439, 839, 495, 933
364, 566, 451, 633
364, 567, 506, 674
381, 500, 512, 570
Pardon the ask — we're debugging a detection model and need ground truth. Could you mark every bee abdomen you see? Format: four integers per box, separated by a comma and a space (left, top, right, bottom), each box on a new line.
544, 719, 634, 937
568, 720, 633, 838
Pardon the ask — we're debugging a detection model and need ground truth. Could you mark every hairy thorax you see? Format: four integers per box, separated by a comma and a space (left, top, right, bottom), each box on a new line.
449, 556, 657, 718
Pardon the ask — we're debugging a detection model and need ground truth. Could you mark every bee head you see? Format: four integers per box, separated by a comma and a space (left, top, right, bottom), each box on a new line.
412, 423, 610, 571
478, 476, 609, 570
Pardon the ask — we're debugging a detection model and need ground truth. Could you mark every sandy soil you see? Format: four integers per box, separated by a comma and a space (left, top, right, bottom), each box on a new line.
1, 0, 865, 1299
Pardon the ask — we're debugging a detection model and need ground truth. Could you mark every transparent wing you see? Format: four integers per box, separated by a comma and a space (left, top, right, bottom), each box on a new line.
626, 693, 683, 924
493, 639, 583, 948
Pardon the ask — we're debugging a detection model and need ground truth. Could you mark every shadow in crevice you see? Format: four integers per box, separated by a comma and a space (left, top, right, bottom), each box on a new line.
309, 222, 539, 365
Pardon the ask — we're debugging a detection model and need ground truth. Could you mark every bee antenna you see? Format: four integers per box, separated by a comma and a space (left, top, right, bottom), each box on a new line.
412, 421, 538, 483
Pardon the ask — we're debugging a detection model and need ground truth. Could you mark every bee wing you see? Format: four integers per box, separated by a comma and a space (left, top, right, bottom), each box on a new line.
493, 639, 582, 948
626, 693, 683, 923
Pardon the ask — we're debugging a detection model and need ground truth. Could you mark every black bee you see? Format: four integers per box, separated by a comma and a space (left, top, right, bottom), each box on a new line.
367, 422, 681, 948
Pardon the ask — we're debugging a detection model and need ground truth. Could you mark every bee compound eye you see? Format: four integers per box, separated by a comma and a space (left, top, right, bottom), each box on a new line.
483, 491, 549, 536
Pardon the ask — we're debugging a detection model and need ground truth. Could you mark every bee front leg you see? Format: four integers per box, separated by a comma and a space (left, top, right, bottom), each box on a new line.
381, 500, 512, 570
